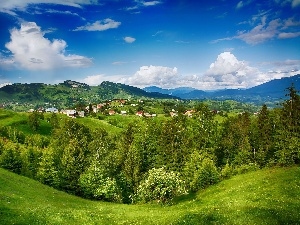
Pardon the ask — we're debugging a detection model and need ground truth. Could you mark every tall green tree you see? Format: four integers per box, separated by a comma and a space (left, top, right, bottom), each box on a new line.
28, 111, 42, 132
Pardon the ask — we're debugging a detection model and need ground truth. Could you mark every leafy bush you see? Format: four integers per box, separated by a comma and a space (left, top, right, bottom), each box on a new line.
234, 163, 260, 175
133, 167, 187, 204
79, 164, 122, 203
0, 142, 22, 174
184, 151, 220, 192
36, 148, 60, 188
220, 162, 234, 179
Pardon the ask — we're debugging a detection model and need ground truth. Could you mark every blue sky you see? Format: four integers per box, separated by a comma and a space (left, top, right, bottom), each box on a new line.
0, 0, 299, 90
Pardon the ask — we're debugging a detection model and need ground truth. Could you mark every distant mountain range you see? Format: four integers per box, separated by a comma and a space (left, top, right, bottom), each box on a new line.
0, 75, 299, 109
144, 74, 300, 103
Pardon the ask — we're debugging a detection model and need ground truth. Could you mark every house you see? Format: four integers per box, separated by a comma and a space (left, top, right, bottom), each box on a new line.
109, 110, 116, 115
46, 107, 59, 113
144, 113, 152, 117
136, 111, 144, 117
62, 109, 76, 117
78, 111, 85, 117
184, 110, 195, 117
170, 112, 178, 117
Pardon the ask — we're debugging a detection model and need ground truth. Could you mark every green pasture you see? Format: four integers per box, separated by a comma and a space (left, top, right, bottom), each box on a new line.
1, 166, 299, 225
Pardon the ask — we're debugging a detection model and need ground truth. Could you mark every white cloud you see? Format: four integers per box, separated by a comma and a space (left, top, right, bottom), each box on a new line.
81, 54, 300, 90
80, 74, 125, 86
278, 32, 300, 39
0, 82, 12, 88
74, 19, 121, 31
236, 1, 244, 9
202, 52, 261, 88
292, 0, 300, 7
212, 15, 300, 44
0, 0, 97, 15
201, 52, 300, 89
124, 36, 136, 43
142, 1, 161, 6
125, 0, 161, 11
125, 65, 179, 88
236, 18, 281, 44
4, 22, 92, 70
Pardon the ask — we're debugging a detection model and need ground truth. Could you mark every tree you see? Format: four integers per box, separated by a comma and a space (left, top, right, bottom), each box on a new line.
274, 85, 300, 165
49, 113, 59, 130
28, 111, 42, 132
281, 84, 300, 134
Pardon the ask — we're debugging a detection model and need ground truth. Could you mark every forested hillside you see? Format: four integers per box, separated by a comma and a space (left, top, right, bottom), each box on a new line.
0, 85, 299, 204
0, 80, 175, 110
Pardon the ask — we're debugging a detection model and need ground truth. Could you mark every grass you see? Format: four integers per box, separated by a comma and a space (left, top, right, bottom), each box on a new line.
1, 166, 300, 224
0, 109, 52, 136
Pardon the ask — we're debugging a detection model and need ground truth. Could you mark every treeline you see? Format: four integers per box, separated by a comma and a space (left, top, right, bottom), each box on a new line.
0, 86, 299, 204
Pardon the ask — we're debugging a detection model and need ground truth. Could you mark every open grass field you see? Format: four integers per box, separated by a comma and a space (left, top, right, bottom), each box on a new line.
0, 109, 52, 136
1, 166, 299, 225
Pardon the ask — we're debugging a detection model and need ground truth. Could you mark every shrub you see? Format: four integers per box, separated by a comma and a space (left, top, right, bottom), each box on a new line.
133, 167, 187, 204
0, 142, 22, 174
79, 164, 122, 203
220, 162, 234, 179
234, 163, 260, 175
184, 151, 220, 192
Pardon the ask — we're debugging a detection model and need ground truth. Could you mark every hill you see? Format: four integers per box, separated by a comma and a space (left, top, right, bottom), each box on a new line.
1, 166, 300, 224
144, 74, 300, 103
0, 80, 176, 110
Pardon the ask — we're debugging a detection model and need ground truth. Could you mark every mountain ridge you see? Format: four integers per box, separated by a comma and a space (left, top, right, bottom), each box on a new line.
144, 74, 300, 102
0, 74, 299, 109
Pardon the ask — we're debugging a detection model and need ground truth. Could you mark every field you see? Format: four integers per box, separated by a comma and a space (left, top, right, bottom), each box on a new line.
1, 166, 300, 225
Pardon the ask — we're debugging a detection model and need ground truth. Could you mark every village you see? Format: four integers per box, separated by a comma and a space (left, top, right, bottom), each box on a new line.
27, 98, 198, 118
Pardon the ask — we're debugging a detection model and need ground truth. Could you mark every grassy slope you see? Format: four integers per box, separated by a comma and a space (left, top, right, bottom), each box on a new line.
1, 167, 300, 225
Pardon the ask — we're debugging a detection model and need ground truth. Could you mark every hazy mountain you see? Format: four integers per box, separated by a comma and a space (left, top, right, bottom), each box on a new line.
144, 74, 300, 102
1, 75, 299, 109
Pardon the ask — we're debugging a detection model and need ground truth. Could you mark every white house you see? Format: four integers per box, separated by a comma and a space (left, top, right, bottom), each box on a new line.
46, 107, 59, 113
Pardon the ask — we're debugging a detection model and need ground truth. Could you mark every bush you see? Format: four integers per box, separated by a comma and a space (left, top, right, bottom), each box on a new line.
234, 163, 260, 175
133, 167, 187, 204
0, 142, 22, 174
220, 162, 234, 179
79, 164, 122, 203
184, 151, 220, 192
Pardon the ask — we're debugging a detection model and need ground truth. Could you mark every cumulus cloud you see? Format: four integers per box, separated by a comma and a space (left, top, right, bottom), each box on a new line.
125, 65, 179, 88
4, 22, 92, 70
201, 52, 300, 89
74, 19, 121, 31
81, 53, 300, 90
202, 52, 262, 88
124, 36, 136, 43
0, 0, 97, 15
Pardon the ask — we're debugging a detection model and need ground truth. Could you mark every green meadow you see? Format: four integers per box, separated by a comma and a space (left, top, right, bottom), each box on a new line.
1, 166, 299, 225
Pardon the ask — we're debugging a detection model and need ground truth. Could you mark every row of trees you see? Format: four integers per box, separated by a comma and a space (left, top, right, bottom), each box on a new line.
0, 86, 299, 204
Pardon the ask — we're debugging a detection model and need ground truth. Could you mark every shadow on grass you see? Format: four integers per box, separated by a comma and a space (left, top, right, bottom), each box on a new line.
0, 205, 47, 225
244, 206, 300, 225
174, 211, 226, 225
172, 192, 198, 204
